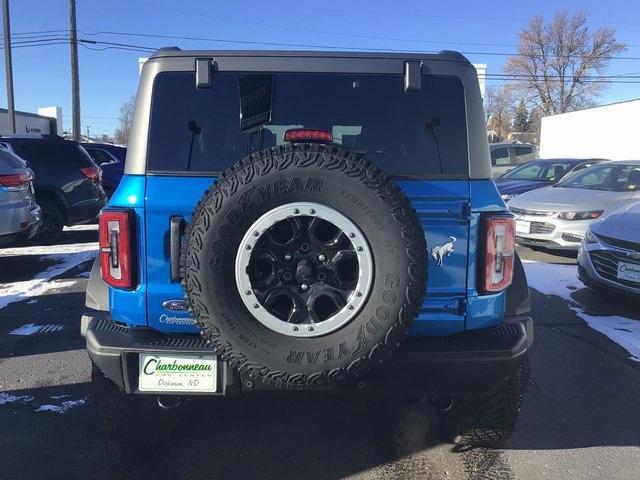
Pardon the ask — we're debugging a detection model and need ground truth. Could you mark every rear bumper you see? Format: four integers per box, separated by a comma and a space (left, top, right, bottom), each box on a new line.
0, 205, 42, 246
82, 311, 533, 397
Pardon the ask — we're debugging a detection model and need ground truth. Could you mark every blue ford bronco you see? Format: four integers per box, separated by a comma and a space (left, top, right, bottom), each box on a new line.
81, 48, 533, 446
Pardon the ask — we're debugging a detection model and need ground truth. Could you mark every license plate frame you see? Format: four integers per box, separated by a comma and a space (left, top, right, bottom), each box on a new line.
138, 353, 217, 393
617, 261, 640, 284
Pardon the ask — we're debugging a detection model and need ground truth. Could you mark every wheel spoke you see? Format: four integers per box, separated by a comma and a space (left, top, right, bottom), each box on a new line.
306, 284, 347, 323
327, 250, 359, 289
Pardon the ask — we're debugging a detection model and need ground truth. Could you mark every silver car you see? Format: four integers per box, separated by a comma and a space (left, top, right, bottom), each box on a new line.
0, 148, 41, 246
507, 160, 640, 250
578, 201, 640, 296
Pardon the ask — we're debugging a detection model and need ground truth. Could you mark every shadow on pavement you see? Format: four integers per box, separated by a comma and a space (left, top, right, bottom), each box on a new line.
506, 291, 640, 452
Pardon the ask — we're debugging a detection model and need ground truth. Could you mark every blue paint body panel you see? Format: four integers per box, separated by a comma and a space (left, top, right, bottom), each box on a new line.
107, 175, 510, 335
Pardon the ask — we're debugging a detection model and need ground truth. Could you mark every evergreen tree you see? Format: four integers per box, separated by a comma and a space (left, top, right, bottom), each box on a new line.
512, 100, 529, 132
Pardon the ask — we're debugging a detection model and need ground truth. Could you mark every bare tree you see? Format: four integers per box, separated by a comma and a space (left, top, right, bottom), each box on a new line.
485, 85, 514, 142
504, 11, 626, 115
113, 96, 135, 144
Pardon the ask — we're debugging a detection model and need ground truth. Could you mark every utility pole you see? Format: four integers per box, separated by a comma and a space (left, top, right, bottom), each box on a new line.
69, 0, 80, 141
2, 0, 16, 134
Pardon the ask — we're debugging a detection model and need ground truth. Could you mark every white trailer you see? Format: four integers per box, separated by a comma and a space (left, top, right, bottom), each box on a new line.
0, 108, 59, 136
540, 99, 640, 160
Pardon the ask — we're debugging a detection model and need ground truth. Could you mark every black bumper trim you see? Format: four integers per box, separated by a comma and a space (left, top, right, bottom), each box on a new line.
82, 311, 533, 397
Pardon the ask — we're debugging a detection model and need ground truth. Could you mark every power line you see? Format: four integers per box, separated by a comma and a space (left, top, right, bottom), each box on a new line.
113, 0, 640, 54
75, 28, 640, 61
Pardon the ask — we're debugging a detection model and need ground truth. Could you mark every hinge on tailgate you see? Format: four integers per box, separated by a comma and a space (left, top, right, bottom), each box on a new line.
457, 297, 468, 315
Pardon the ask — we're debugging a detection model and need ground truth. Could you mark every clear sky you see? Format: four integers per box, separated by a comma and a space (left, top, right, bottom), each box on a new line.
1, 0, 639, 136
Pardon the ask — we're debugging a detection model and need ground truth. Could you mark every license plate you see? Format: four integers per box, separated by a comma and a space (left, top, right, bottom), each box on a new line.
138, 353, 217, 393
617, 261, 640, 284
515, 220, 531, 235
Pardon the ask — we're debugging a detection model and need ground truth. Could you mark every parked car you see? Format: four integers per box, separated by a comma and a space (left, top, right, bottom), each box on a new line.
496, 158, 606, 202
82, 143, 126, 196
0, 148, 41, 246
509, 160, 640, 250
0, 135, 106, 243
490, 142, 539, 177
578, 202, 640, 297
82, 48, 533, 447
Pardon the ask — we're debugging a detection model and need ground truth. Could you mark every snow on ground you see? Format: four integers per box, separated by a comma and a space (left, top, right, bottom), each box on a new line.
0, 393, 34, 406
63, 225, 98, 232
0, 246, 97, 310
0, 242, 98, 257
9, 324, 64, 336
35, 397, 87, 414
524, 261, 640, 362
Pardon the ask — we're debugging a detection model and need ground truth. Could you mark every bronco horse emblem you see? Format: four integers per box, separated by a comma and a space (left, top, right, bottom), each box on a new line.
431, 236, 456, 267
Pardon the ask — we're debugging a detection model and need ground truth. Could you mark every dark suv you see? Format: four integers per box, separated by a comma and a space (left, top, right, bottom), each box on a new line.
82, 49, 533, 447
0, 136, 106, 242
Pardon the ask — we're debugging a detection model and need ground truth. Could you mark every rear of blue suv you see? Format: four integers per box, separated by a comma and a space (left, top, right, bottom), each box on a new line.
82, 49, 532, 447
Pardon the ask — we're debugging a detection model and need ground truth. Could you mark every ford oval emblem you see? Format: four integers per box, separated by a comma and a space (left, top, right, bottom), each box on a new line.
162, 300, 189, 312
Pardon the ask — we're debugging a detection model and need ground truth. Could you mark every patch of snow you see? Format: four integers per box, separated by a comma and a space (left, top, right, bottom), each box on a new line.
64, 224, 98, 232
0, 393, 34, 406
524, 262, 640, 362
0, 242, 98, 257
35, 397, 87, 414
0, 248, 96, 310
9, 323, 64, 336
26, 299, 38, 304
50, 395, 70, 400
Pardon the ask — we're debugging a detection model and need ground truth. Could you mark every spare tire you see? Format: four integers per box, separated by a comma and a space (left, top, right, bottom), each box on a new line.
181, 143, 427, 388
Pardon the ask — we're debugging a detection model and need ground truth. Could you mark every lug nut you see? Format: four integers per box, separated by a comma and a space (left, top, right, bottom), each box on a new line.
357, 246, 363, 252
308, 326, 314, 332
349, 233, 356, 238
318, 254, 326, 262
310, 209, 316, 214
301, 283, 309, 291
356, 291, 362, 297
294, 208, 300, 214
246, 245, 252, 250
348, 305, 355, 310
245, 290, 252, 295
293, 326, 299, 331
253, 231, 260, 237
253, 303, 259, 309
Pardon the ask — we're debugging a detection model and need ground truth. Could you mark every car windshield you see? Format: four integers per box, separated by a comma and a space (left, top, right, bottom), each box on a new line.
501, 160, 575, 182
148, 72, 469, 177
555, 164, 640, 191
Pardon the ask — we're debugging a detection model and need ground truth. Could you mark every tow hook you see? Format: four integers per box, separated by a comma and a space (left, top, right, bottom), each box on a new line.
157, 395, 182, 410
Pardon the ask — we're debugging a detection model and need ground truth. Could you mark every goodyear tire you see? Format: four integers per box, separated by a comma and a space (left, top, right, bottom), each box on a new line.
181, 144, 427, 388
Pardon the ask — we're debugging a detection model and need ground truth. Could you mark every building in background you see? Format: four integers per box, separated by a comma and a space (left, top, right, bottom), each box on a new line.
1, 107, 62, 136
540, 99, 640, 160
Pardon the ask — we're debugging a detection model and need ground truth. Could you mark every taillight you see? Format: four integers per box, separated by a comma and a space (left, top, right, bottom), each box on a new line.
81, 166, 102, 183
0, 172, 32, 188
481, 215, 515, 293
284, 129, 333, 143
99, 209, 135, 289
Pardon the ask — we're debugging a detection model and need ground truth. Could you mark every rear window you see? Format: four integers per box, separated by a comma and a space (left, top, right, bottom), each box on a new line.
148, 72, 469, 177
0, 149, 27, 169
9, 141, 95, 167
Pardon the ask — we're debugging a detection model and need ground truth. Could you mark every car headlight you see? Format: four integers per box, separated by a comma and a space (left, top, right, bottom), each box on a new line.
583, 229, 598, 244
557, 210, 604, 221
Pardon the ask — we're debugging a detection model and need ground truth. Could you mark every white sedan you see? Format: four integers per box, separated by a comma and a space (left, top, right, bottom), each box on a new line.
507, 160, 640, 251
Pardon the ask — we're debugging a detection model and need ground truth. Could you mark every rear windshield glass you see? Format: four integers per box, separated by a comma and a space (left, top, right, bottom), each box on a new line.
148, 72, 468, 177
9, 141, 95, 167
0, 149, 27, 169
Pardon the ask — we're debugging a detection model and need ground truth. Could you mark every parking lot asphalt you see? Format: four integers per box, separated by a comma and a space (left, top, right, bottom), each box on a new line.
1, 229, 639, 480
